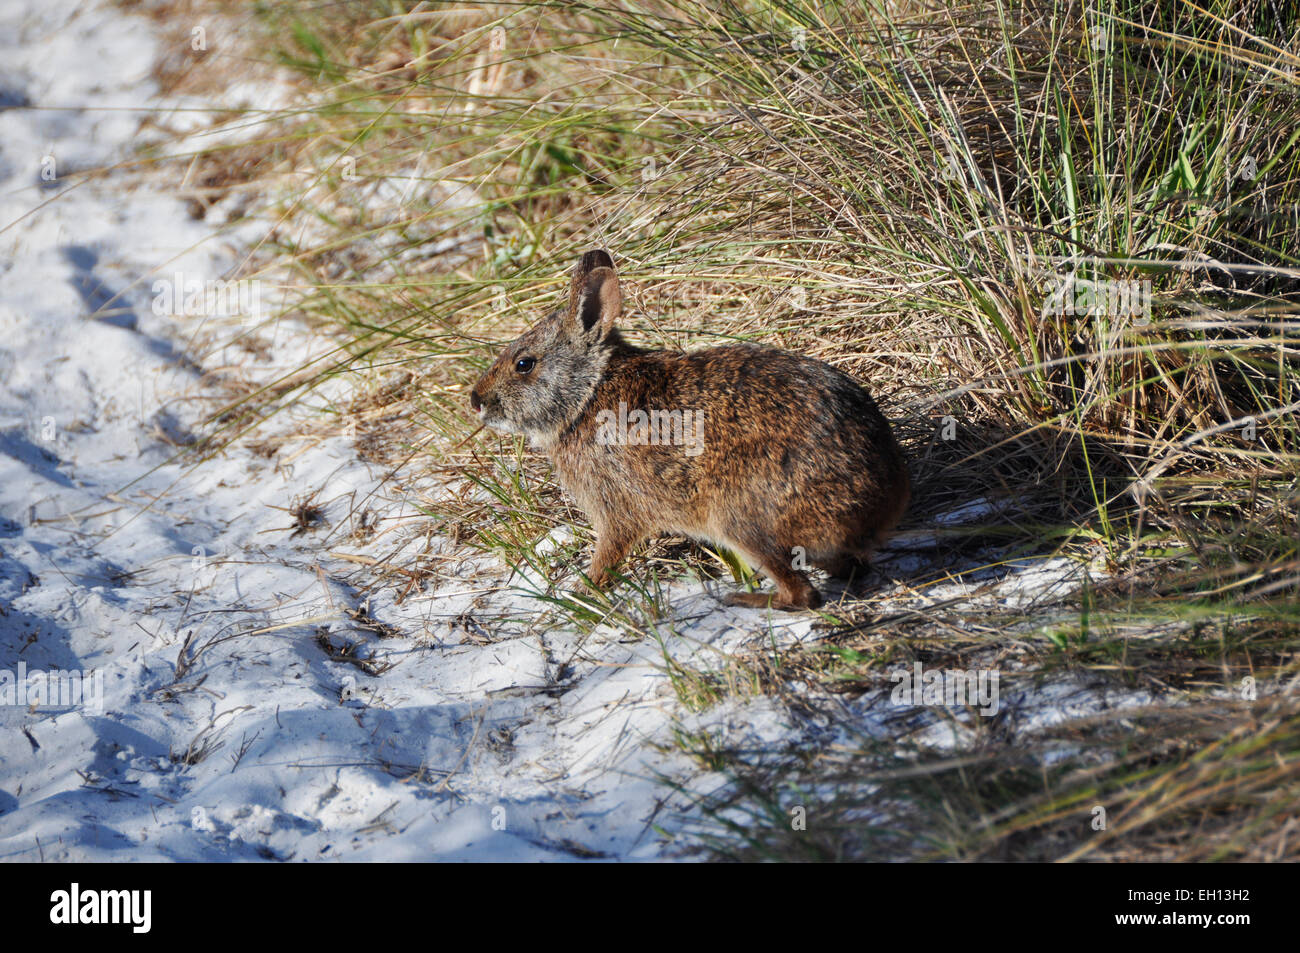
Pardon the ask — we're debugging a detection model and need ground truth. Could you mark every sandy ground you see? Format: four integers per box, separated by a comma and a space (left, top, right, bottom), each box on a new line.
0, 0, 1145, 862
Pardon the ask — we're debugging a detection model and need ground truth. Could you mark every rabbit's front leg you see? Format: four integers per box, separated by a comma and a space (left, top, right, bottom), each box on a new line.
584, 526, 638, 592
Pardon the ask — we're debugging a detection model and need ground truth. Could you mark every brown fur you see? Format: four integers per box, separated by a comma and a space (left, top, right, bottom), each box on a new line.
470, 250, 910, 610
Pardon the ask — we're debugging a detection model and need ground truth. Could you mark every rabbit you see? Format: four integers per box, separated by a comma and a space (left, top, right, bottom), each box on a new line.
469, 249, 910, 610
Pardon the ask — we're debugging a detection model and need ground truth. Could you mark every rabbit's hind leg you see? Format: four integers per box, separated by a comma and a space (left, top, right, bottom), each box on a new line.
722, 542, 823, 611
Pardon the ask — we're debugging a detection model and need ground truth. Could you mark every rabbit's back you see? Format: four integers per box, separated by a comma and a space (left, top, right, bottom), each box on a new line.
553, 342, 909, 559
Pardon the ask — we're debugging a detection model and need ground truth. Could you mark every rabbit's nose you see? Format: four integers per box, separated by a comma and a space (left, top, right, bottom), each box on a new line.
470, 388, 482, 412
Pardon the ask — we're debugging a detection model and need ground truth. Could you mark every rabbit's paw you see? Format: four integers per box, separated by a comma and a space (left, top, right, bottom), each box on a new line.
723, 587, 823, 612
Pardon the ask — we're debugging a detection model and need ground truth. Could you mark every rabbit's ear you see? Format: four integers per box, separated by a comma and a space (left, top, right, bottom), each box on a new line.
567, 250, 621, 339
568, 249, 616, 309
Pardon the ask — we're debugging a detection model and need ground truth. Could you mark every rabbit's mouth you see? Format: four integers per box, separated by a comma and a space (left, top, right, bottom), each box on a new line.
470, 386, 509, 432
475, 402, 516, 434
480, 413, 515, 434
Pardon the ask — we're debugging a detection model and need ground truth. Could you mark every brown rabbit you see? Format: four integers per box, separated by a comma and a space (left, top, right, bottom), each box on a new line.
469, 250, 910, 610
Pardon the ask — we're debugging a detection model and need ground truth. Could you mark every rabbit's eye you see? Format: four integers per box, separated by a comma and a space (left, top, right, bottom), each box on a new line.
515, 356, 536, 375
